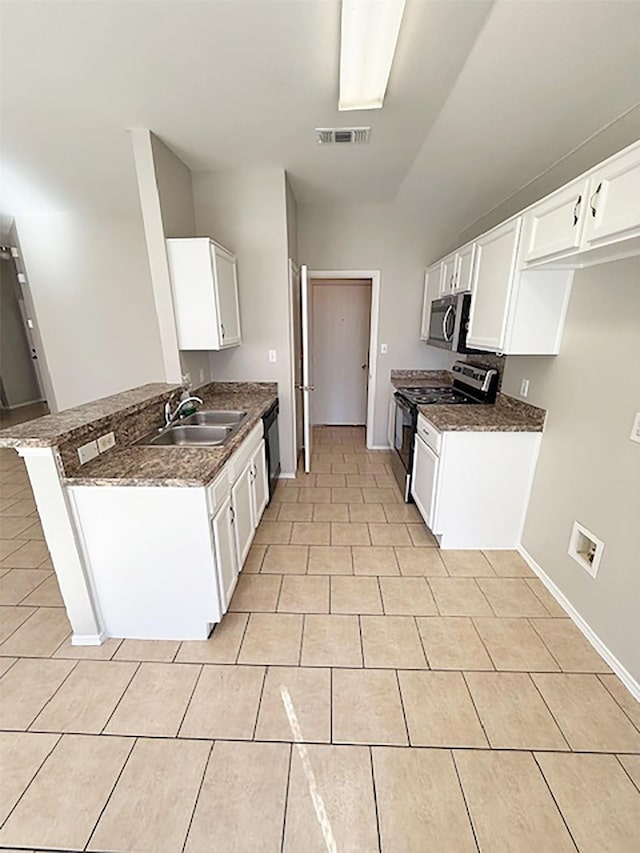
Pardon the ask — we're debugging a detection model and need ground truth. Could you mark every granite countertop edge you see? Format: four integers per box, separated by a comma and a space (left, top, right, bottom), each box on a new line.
417, 393, 546, 433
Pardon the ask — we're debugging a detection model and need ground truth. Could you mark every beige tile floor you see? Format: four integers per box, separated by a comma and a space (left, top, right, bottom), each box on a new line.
0, 425, 639, 852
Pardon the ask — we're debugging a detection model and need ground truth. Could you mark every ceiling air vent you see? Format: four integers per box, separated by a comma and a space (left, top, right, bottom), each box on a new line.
316, 127, 371, 145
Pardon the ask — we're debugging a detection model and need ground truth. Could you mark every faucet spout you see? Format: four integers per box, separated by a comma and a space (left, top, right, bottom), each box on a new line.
164, 396, 204, 426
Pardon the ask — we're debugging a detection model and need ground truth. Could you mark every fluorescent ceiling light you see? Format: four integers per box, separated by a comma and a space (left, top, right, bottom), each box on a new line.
339, 0, 406, 111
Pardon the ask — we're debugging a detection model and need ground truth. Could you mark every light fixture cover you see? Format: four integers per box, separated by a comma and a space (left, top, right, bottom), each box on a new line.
339, 0, 406, 111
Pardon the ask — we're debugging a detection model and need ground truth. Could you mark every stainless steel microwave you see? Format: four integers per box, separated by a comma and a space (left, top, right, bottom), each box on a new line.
426, 292, 484, 353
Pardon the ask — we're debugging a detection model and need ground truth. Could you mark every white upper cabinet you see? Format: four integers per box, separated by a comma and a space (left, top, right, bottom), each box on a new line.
419, 262, 442, 340
467, 218, 522, 352
166, 237, 242, 350
520, 141, 640, 269
454, 242, 475, 293
439, 252, 457, 296
520, 178, 589, 264
581, 145, 640, 248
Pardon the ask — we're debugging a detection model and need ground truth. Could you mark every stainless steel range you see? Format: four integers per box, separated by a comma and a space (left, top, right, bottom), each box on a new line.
390, 361, 499, 501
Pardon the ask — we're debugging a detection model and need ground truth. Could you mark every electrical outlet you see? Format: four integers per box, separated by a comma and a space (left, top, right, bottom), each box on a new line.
198, 368, 205, 383
97, 432, 115, 453
380, 343, 388, 354
268, 349, 277, 363
77, 440, 99, 464
520, 378, 530, 398
630, 412, 640, 444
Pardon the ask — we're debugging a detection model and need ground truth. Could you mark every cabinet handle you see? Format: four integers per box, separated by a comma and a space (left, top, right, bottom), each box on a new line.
230, 505, 235, 524
590, 183, 602, 218
572, 194, 582, 226
221, 323, 226, 340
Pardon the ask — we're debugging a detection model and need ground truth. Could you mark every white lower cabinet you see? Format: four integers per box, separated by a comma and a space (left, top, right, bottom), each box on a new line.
251, 440, 268, 522
68, 420, 269, 640
231, 460, 255, 567
411, 415, 542, 549
211, 494, 239, 612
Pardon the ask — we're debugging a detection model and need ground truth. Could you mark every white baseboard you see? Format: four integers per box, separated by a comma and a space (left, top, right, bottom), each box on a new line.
517, 545, 640, 701
279, 472, 297, 480
368, 445, 392, 451
71, 631, 107, 646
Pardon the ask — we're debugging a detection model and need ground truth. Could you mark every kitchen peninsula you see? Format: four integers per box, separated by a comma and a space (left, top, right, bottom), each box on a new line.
0, 381, 277, 644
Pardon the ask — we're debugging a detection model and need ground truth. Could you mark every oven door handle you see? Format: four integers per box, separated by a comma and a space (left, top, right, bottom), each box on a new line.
394, 392, 412, 412
442, 305, 455, 342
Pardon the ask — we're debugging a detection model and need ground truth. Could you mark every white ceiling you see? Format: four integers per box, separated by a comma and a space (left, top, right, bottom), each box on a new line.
1, 0, 639, 237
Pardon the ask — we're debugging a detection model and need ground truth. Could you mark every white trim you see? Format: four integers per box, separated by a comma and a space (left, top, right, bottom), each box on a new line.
368, 444, 391, 451
279, 472, 297, 480
0, 398, 46, 411
517, 545, 640, 701
71, 631, 108, 647
287, 259, 301, 472
307, 269, 381, 450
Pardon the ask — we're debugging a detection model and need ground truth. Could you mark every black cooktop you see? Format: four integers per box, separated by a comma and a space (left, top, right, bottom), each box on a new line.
397, 386, 480, 406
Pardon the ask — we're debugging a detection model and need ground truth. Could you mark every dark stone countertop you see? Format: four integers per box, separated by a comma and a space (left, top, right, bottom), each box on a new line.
0, 380, 278, 487
390, 370, 453, 390
65, 385, 277, 487
417, 393, 546, 432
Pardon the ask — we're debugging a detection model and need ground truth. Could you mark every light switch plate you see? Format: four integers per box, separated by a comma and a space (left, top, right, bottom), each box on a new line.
630, 412, 640, 444
520, 378, 530, 398
380, 343, 388, 354
268, 349, 277, 363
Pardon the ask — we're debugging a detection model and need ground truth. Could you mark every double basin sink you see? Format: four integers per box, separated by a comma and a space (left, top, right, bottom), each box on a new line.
136, 410, 248, 448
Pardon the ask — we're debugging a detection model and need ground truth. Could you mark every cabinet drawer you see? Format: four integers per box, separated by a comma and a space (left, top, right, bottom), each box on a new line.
416, 415, 441, 455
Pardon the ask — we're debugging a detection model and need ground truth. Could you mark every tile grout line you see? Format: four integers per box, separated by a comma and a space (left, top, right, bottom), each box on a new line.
394, 668, 412, 746
615, 754, 640, 793
460, 671, 491, 748
596, 673, 640, 735
175, 662, 208, 739
174, 663, 206, 739
368, 746, 383, 853
180, 739, 215, 853
0, 731, 62, 833
450, 749, 482, 853
468, 617, 498, 671
531, 751, 580, 851
97, 661, 143, 735
23, 658, 81, 731
84, 734, 139, 851
525, 616, 565, 671
527, 671, 573, 752
279, 742, 294, 852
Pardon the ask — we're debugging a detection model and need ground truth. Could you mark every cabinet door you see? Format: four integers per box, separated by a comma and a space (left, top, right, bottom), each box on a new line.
411, 435, 439, 530
467, 218, 522, 352
419, 262, 442, 339
212, 244, 242, 347
581, 146, 640, 247
212, 495, 239, 612
521, 179, 588, 263
251, 440, 268, 525
439, 253, 457, 296
387, 396, 396, 448
454, 242, 475, 293
231, 462, 255, 567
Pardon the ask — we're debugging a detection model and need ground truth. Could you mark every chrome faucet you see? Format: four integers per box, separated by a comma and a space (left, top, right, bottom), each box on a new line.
163, 395, 203, 427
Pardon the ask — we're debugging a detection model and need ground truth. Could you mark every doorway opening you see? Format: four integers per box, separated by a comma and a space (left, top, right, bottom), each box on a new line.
311, 276, 371, 428
0, 246, 49, 428
289, 268, 380, 474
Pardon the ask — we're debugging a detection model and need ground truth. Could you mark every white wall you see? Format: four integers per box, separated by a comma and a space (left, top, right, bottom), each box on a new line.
502, 258, 640, 682
192, 167, 296, 474
150, 134, 213, 386
298, 202, 455, 447
14, 211, 164, 411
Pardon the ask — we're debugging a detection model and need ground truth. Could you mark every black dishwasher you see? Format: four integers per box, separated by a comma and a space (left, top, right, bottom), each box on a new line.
262, 399, 280, 503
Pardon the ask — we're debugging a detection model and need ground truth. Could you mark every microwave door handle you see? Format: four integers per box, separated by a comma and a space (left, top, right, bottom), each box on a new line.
442, 306, 455, 342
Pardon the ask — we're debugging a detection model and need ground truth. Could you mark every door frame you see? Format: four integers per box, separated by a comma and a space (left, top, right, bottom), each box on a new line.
307, 269, 380, 450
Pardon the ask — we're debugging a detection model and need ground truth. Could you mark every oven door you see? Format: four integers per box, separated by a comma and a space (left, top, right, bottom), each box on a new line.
390, 393, 417, 502
427, 297, 456, 349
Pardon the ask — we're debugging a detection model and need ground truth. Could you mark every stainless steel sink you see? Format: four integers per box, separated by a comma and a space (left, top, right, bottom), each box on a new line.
181, 410, 247, 426
136, 424, 234, 447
